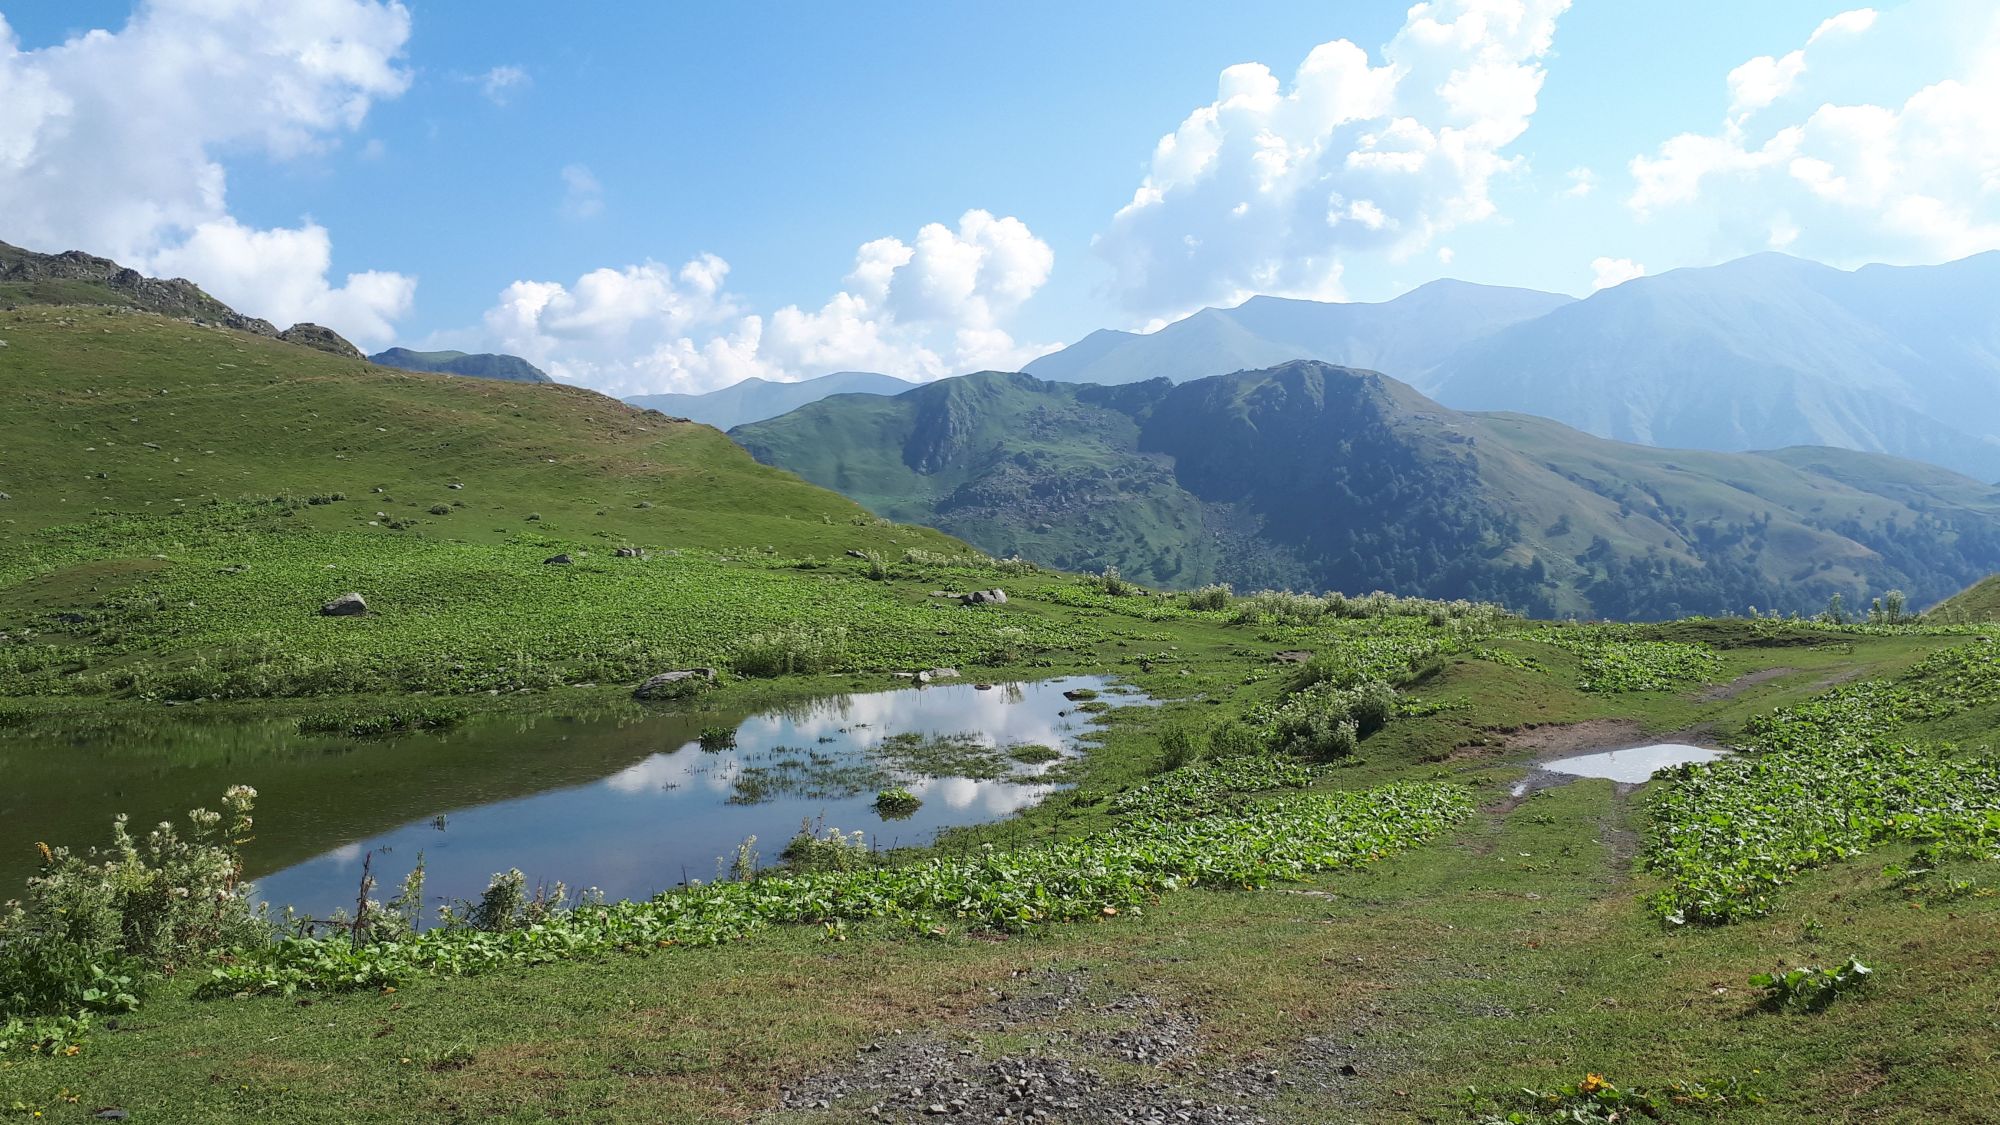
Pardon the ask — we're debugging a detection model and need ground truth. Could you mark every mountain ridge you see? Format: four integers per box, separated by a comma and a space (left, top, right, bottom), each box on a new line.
734, 361, 2000, 619
369, 347, 552, 383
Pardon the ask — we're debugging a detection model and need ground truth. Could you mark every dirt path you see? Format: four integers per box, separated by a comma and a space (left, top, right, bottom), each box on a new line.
1690, 666, 1797, 702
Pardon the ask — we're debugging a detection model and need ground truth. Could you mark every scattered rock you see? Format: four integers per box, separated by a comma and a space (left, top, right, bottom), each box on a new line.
1272, 650, 1314, 664
544, 554, 573, 565
447, 482, 464, 490
633, 668, 716, 701
959, 588, 1008, 606
320, 592, 367, 617
614, 546, 646, 558
845, 549, 870, 559
778, 969, 1270, 1124
926, 667, 960, 680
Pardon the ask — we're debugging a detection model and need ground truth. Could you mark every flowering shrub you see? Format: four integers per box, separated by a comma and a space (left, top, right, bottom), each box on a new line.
0, 786, 265, 1053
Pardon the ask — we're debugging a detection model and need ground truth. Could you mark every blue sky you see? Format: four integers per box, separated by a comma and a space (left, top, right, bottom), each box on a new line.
4, 1, 1994, 393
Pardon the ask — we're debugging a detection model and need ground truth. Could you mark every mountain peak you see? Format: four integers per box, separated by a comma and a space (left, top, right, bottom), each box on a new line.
368, 347, 551, 383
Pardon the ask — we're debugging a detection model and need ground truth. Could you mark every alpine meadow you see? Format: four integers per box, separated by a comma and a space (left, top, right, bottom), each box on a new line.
3, 4, 2000, 1124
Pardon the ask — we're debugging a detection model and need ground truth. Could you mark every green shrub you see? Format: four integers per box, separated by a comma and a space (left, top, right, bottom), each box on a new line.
1158, 721, 1205, 772
444, 869, 568, 934
729, 624, 850, 678
1207, 720, 1264, 758
1, 787, 265, 1032
781, 821, 871, 872
1183, 583, 1232, 612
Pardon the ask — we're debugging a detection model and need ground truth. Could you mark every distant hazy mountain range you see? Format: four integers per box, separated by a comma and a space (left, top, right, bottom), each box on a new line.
627, 371, 915, 430
368, 347, 552, 383
1021, 279, 1575, 387
701, 252, 2000, 479
1428, 252, 2000, 481
733, 361, 2000, 619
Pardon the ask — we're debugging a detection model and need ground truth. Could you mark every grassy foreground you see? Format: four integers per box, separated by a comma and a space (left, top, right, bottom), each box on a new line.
4, 596, 1996, 1122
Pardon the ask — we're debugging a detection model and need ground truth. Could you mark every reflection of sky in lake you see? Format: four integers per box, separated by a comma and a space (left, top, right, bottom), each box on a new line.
255, 676, 1139, 918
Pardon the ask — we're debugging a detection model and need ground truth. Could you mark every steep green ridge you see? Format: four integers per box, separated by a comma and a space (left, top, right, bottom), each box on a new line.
735, 361, 2000, 618
368, 347, 552, 383
1933, 574, 2000, 621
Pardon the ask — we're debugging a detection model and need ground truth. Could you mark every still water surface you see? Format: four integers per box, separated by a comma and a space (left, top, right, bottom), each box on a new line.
1511, 742, 1728, 796
0, 676, 1143, 918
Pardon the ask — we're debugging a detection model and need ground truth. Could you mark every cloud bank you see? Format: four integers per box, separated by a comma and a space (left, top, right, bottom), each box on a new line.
1629, 1, 2000, 265
0, 0, 415, 347
480, 210, 1055, 396
1094, 0, 1571, 319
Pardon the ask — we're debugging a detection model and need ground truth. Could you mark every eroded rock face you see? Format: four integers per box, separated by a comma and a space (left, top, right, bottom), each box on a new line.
0, 241, 279, 334
320, 592, 367, 617
276, 322, 363, 359
633, 668, 716, 701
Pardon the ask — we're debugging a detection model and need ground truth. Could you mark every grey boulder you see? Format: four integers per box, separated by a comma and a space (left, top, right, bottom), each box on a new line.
320, 592, 367, 617
633, 668, 717, 700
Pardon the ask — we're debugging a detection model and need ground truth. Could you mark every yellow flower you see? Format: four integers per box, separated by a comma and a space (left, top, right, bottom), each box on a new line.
35, 841, 52, 864
1579, 1073, 1609, 1094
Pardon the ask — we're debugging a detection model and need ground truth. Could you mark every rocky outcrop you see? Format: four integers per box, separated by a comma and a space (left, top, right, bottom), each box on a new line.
0, 240, 367, 361
0, 240, 278, 334
277, 322, 362, 358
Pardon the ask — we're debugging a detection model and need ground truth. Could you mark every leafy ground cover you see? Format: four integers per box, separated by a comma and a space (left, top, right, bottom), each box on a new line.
1645, 640, 2000, 923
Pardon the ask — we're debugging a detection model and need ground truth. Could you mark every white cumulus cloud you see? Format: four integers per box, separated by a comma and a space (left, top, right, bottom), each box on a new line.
1095, 0, 1571, 318
0, 0, 416, 348
480, 210, 1056, 396
1589, 256, 1646, 290
1629, 1, 2000, 265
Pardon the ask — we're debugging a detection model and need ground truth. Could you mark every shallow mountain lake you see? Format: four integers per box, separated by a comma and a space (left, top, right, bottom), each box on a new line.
1513, 742, 1728, 795
0, 676, 1145, 919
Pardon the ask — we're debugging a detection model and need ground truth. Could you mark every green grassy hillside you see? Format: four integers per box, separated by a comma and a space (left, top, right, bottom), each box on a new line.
0, 305, 971, 699
1933, 573, 2000, 620
0, 305, 941, 549
735, 361, 2000, 618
